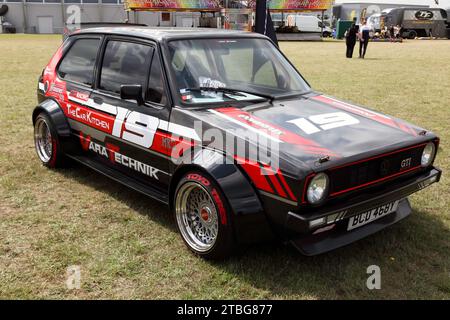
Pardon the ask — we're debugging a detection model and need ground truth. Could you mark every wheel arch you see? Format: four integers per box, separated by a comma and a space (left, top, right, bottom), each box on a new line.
32, 98, 76, 154
32, 98, 71, 137
169, 149, 274, 244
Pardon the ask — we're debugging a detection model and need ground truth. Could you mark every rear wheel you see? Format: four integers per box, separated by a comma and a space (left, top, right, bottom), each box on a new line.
174, 172, 234, 259
34, 113, 65, 168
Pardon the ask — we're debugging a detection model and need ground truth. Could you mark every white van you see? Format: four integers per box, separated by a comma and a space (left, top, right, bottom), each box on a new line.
287, 15, 332, 36
366, 13, 382, 32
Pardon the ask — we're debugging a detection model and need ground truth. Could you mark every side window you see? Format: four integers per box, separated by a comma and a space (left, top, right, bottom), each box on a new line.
58, 38, 101, 86
146, 53, 167, 105
99, 40, 153, 95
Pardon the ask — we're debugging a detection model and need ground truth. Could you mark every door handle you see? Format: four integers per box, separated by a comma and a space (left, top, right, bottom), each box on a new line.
93, 97, 103, 105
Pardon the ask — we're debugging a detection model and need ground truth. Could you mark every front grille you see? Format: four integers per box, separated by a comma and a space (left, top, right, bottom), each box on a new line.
328, 143, 426, 197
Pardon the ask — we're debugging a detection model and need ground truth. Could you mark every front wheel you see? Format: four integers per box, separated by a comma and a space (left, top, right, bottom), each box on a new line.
174, 172, 235, 260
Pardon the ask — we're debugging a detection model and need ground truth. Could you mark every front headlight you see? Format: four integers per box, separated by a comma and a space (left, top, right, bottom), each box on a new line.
421, 142, 435, 167
307, 173, 329, 204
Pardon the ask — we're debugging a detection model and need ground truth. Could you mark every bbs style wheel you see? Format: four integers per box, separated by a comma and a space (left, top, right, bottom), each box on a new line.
174, 172, 234, 259
34, 113, 64, 168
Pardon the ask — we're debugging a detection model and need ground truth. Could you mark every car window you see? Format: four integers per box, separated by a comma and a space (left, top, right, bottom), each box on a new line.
220, 48, 278, 88
99, 40, 153, 95
221, 47, 277, 86
58, 38, 101, 86
170, 44, 214, 89
220, 46, 253, 82
253, 61, 278, 87
167, 38, 310, 105
146, 53, 167, 105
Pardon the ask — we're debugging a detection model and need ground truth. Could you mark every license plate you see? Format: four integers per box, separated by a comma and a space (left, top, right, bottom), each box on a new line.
347, 200, 399, 231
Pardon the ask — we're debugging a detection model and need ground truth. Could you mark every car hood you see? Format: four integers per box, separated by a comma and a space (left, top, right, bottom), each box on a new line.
184, 93, 431, 177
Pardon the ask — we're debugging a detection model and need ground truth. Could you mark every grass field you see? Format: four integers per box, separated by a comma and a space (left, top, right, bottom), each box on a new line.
0, 34, 449, 299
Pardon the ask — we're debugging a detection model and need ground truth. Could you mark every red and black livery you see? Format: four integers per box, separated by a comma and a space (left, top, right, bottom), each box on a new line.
33, 27, 441, 259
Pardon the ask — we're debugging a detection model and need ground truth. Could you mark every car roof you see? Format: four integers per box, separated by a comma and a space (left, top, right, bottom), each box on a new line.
73, 26, 268, 42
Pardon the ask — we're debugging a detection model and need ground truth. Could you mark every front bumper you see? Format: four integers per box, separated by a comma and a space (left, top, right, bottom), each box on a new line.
285, 167, 441, 255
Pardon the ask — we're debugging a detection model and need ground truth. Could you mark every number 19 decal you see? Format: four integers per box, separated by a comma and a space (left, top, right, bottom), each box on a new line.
112, 107, 159, 148
287, 112, 359, 135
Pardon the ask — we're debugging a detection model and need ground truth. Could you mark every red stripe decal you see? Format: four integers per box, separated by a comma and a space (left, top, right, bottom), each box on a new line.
150, 130, 195, 158
276, 170, 298, 201
302, 173, 316, 204
215, 107, 337, 156
235, 156, 274, 193
262, 165, 287, 198
311, 95, 417, 136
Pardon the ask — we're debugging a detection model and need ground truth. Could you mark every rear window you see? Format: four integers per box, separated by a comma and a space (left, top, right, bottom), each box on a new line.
58, 38, 101, 86
99, 40, 153, 95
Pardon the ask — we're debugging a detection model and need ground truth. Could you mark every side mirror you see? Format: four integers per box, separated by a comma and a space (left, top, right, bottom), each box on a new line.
120, 84, 144, 105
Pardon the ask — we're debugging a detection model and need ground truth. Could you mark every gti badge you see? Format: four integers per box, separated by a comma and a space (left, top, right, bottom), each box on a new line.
400, 157, 412, 170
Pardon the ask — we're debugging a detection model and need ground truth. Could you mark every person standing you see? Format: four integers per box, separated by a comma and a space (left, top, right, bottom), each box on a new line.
394, 25, 400, 39
389, 25, 395, 42
345, 23, 358, 58
398, 24, 403, 40
359, 20, 371, 59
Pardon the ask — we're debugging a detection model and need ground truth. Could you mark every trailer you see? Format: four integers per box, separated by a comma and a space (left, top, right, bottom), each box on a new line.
383, 7, 447, 39
446, 8, 450, 39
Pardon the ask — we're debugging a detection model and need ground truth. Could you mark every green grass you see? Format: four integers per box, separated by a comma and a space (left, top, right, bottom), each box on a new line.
0, 34, 449, 299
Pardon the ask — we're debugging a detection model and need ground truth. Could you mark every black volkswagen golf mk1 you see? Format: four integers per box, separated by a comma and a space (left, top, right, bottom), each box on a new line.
33, 27, 441, 259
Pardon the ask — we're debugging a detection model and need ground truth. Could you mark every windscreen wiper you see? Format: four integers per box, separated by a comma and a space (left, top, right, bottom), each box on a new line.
184, 87, 274, 101
271, 90, 312, 101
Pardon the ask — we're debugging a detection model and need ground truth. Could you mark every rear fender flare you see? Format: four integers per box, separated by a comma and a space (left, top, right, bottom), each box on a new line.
32, 99, 75, 153
32, 99, 71, 137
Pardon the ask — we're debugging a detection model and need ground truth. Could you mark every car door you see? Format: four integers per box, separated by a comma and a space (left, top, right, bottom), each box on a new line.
87, 37, 172, 192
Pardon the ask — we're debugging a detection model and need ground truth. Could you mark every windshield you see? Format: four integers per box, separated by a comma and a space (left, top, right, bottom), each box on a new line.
167, 38, 310, 104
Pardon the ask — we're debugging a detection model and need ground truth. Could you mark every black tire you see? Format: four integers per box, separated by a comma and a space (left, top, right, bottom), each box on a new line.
408, 30, 417, 39
33, 113, 65, 168
173, 171, 235, 260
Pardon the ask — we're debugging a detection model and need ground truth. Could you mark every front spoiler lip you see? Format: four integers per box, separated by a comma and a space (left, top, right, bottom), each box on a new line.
291, 198, 412, 256
285, 167, 441, 255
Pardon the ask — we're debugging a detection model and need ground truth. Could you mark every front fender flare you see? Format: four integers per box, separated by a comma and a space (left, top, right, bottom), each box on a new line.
170, 149, 275, 244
